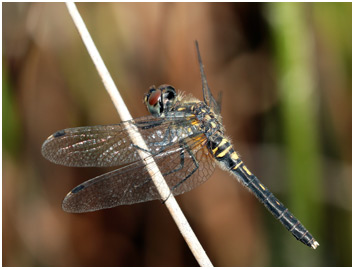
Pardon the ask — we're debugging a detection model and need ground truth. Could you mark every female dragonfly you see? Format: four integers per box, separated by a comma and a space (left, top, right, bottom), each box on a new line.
42, 42, 319, 249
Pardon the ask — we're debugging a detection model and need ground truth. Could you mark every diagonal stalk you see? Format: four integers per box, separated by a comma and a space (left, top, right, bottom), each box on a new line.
65, 2, 212, 267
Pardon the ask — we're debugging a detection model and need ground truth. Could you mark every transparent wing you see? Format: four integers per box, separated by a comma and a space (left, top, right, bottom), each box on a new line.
195, 41, 221, 115
62, 134, 215, 213
42, 115, 194, 167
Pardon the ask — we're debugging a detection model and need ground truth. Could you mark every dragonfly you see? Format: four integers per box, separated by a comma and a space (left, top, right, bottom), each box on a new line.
42, 41, 319, 249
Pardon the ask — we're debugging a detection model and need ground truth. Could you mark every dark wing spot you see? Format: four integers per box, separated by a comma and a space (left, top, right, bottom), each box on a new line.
53, 130, 66, 138
71, 184, 85, 194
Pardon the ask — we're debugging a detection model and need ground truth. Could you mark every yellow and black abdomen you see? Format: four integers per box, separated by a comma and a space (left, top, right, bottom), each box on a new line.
208, 135, 240, 169
208, 134, 319, 249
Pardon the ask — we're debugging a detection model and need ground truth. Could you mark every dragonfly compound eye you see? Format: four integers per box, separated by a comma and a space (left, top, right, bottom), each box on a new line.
145, 87, 163, 117
158, 85, 177, 114
148, 89, 161, 106
165, 88, 176, 102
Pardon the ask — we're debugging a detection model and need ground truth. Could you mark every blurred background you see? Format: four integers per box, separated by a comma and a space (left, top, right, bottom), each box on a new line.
3, 2, 351, 266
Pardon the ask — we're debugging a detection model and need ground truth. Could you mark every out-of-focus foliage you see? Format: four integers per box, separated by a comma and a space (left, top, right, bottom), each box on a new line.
2, 2, 351, 266
3, 66, 22, 157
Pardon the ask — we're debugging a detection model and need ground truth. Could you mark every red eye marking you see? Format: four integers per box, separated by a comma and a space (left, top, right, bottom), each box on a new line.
148, 90, 161, 106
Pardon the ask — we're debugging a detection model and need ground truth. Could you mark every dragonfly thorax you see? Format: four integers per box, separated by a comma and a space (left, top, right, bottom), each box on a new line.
194, 102, 224, 138
173, 100, 224, 139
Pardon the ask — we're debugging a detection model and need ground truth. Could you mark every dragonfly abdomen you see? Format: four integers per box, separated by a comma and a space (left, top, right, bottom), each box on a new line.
208, 135, 240, 169
208, 134, 319, 249
234, 164, 319, 249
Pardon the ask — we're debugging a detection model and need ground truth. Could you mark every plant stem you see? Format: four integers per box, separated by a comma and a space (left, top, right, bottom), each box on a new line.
65, 2, 212, 267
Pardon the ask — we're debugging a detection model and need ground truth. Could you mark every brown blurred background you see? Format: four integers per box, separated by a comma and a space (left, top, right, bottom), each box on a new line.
3, 2, 351, 266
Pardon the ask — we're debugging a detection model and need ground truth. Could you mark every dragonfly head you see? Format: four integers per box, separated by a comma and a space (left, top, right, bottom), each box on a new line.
145, 85, 177, 117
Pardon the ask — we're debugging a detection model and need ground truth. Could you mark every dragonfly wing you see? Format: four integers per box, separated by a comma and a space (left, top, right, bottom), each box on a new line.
62, 160, 161, 212
62, 134, 215, 213
42, 115, 188, 167
162, 136, 216, 196
195, 41, 221, 115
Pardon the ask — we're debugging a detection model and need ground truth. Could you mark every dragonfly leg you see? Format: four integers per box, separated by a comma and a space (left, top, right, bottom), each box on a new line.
130, 140, 189, 193
170, 142, 199, 192
161, 142, 200, 203
162, 145, 185, 177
